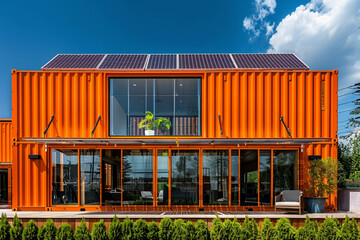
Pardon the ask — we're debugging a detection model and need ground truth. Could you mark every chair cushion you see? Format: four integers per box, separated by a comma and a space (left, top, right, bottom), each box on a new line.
282, 190, 302, 202
275, 202, 300, 207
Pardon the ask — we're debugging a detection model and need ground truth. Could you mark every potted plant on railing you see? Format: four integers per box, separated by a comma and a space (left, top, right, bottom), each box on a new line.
305, 157, 337, 213
137, 111, 171, 136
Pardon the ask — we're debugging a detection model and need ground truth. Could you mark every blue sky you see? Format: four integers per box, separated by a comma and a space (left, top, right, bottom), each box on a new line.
0, 0, 359, 135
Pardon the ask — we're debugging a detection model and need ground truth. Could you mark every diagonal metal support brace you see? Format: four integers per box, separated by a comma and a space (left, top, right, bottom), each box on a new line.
280, 116, 292, 138
43, 115, 54, 137
218, 115, 223, 135
91, 115, 101, 136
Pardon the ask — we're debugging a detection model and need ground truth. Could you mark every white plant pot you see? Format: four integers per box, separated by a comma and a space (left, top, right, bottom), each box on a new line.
145, 130, 155, 136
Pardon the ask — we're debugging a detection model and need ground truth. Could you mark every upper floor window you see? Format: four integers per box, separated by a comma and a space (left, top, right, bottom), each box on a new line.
109, 78, 201, 136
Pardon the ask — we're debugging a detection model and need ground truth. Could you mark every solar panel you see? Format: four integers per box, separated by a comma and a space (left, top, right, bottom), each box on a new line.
98, 54, 147, 69
231, 54, 308, 70
179, 54, 236, 69
42, 54, 105, 69
147, 54, 176, 69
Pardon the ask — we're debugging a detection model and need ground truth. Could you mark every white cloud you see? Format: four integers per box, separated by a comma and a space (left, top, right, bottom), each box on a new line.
268, 0, 360, 87
243, 0, 277, 39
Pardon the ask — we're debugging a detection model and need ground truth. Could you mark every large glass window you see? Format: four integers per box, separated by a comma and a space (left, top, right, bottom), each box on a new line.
171, 150, 199, 205
109, 78, 201, 136
203, 150, 229, 205
273, 150, 298, 199
80, 150, 100, 205
157, 150, 169, 205
102, 150, 122, 206
0, 169, 8, 204
260, 150, 271, 205
231, 150, 239, 205
240, 150, 258, 206
52, 149, 78, 205
123, 150, 153, 205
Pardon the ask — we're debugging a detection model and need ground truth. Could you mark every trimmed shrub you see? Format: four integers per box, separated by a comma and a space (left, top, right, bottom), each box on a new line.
43, 219, 57, 240
260, 218, 276, 240
172, 219, 187, 240
194, 220, 210, 240
230, 218, 242, 240
317, 217, 341, 240
74, 219, 91, 240
108, 216, 123, 240
37, 225, 46, 240
210, 217, 222, 240
242, 216, 259, 240
185, 221, 196, 240
56, 223, 73, 240
91, 220, 108, 240
10, 215, 23, 240
147, 222, 159, 240
340, 216, 360, 240
295, 216, 318, 240
0, 214, 11, 240
275, 218, 295, 240
122, 217, 134, 240
222, 219, 233, 240
133, 219, 148, 240
159, 218, 173, 240
22, 220, 38, 240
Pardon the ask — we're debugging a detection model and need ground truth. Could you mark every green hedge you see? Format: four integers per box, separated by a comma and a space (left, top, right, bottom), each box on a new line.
0, 214, 359, 240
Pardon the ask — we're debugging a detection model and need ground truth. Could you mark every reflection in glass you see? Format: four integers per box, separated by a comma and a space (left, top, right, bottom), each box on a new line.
171, 150, 199, 205
157, 150, 169, 205
231, 150, 239, 205
240, 150, 258, 206
123, 150, 153, 205
102, 150, 122, 206
273, 150, 298, 199
260, 150, 271, 205
203, 150, 229, 205
0, 169, 8, 203
52, 149, 78, 205
80, 150, 100, 205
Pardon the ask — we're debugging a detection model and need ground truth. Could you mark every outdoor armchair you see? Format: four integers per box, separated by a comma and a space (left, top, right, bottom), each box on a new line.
275, 190, 303, 215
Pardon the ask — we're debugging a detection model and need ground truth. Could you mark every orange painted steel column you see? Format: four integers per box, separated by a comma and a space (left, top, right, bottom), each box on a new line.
208, 73, 215, 138
202, 75, 208, 138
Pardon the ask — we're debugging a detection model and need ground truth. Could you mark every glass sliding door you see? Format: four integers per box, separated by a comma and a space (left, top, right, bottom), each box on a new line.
240, 150, 258, 206
80, 150, 100, 205
52, 149, 78, 205
171, 150, 199, 205
157, 150, 169, 205
259, 150, 271, 205
123, 150, 153, 205
273, 150, 298, 199
102, 150, 122, 206
203, 150, 229, 205
231, 150, 239, 205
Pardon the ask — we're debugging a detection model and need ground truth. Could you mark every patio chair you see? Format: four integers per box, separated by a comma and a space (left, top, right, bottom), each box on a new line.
275, 190, 303, 215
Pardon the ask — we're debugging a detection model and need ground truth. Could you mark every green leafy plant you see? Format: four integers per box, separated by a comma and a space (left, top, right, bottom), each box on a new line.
22, 220, 38, 240
307, 157, 337, 198
122, 217, 134, 240
74, 219, 91, 240
37, 225, 46, 240
91, 220, 108, 240
210, 217, 222, 240
172, 220, 187, 240
260, 218, 276, 240
185, 221, 196, 240
137, 111, 171, 132
159, 218, 173, 240
10, 215, 23, 240
295, 216, 318, 240
108, 216, 123, 240
317, 217, 341, 240
133, 219, 148, 240
242, 216, 259, 240
340, 216, 359, 240
230, 218, 242, 240
147, 222, 159, 240
43, 219, 57, 240
56, 223, 73, 240
194, 220, 210, 240
275, 218, 295, 240
221, 219, 233, 240
0, 214, 11, 240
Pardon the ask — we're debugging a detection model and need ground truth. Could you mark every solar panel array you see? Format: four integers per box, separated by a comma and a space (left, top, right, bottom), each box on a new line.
42, 54, 309, 70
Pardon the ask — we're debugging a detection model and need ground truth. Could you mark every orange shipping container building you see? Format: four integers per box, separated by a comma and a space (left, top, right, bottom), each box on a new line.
6, 54, 338, 211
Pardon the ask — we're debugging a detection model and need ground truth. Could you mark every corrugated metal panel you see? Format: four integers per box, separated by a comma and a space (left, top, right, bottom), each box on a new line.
0, 120, 12, 163
12, 71, 107, 138
202, 71, 338, 139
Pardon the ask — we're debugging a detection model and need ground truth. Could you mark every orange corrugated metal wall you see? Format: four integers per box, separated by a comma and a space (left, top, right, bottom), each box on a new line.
0, 120, 12, 163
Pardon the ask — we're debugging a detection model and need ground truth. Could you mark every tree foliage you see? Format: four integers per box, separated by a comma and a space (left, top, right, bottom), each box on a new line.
108, 216, 122, 240
275, 218, 295, 240
0, 214, 11, 240
260, 218, 276, 240
74, 219, 91, 240
10, 215, 23, 240
22, 220, 38, 240
91, 220, 108, 240
56, 223, 73, 240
